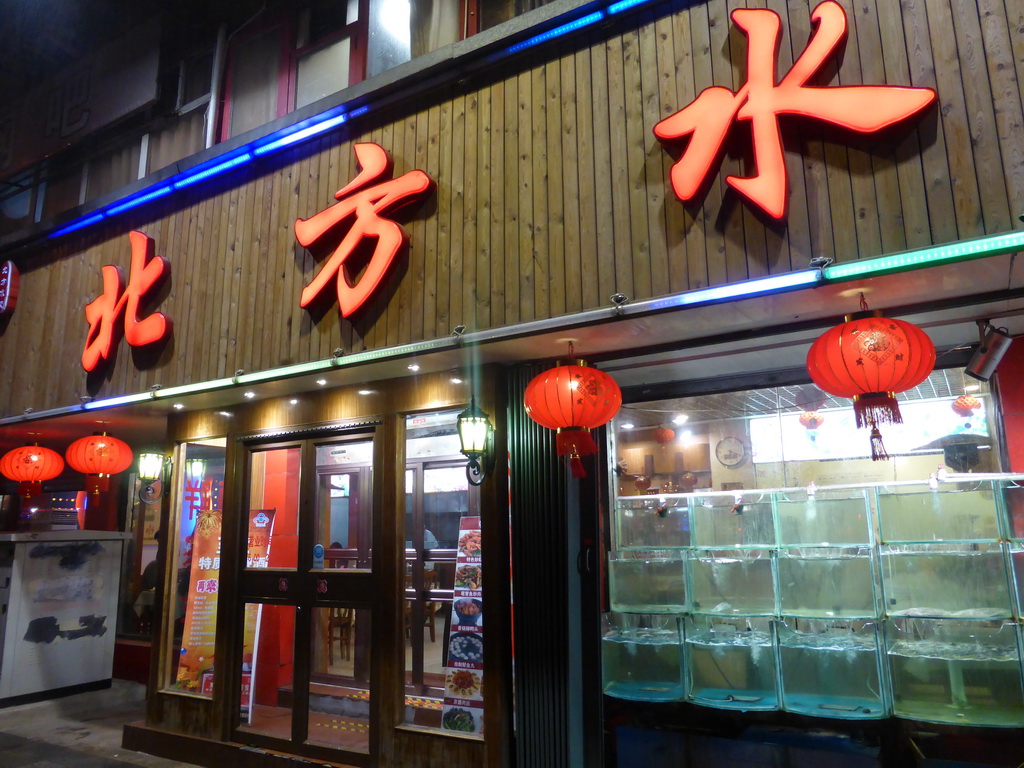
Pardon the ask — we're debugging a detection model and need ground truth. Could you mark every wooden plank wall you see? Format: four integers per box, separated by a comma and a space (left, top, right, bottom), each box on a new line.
1, 0, 1021, 417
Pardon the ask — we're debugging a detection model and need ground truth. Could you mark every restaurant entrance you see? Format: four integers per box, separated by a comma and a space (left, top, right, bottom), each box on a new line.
231, 427, 381, 767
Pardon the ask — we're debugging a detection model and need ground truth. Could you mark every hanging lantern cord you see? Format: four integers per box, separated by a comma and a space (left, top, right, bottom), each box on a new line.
859, 292, 869, 312
567, 341, 575, 358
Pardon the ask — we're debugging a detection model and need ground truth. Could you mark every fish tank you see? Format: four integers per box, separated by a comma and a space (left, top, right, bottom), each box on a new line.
602, 613, 685, 702
685, 616, 777, 710
606, 475, 1024, 726
776, 619, 887, 719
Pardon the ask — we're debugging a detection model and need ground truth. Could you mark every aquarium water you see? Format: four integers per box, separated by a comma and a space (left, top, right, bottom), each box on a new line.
690, 553, 775, 615
778, 551, 876, 618
686, 629, 777, 710
778, 632, 885, 718
609, 556, 687, 613
602, 629, 685, 702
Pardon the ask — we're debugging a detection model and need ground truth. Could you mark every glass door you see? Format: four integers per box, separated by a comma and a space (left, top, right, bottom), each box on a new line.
233, 432, 377, 766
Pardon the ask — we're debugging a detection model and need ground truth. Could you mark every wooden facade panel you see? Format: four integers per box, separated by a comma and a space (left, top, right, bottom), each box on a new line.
2, 0, 1022, 416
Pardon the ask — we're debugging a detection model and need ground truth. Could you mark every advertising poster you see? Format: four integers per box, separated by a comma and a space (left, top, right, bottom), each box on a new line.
174, 507, 222, 691
441, 516, 484, 735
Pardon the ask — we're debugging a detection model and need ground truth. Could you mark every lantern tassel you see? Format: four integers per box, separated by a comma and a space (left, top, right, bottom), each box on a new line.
568, 449, 587, 479
555, 428, 598, 457
854, 392, 902, 429
870, 425, 890, 461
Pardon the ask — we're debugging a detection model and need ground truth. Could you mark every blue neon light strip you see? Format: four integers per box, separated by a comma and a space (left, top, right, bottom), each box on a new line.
254, 113, 348, 156
607, 0, 655, 14
174, 152, 253, 189
506, 11, 605, 53
649, 270, 821, 311
104, 185, 173, 216
50, 212, 106, 238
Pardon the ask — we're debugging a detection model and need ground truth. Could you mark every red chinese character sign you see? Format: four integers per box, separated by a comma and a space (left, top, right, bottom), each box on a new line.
654, 1, 936, 219
295, 142, 432, 317
82, 230, 171, 372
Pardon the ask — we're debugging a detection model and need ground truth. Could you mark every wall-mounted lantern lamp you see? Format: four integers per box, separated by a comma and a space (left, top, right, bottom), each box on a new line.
138, 452, 170, 504
457, 396, 495, 486
186, 457, 207, 486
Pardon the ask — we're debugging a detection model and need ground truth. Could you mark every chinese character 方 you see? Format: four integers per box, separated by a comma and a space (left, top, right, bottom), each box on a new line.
82, 230, 171, 372
295, 142, 432, 317
654, 1, 936, 219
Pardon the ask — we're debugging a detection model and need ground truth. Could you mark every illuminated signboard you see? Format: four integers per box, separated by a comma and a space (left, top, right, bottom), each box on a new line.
0, 261, 18, 315
654, 0, 936, 219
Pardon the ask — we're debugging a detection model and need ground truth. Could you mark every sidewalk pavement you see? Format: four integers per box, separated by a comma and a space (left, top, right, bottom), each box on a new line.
0, 680, 199, 768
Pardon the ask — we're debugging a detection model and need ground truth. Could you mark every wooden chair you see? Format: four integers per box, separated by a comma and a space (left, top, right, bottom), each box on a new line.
404, 570, 439, 643
327, 607, 353, 665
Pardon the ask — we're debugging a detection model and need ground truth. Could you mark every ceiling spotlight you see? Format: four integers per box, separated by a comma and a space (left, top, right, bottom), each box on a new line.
244, 391, 256, 399
173, 403, 185, 410
408, 364, 420, 372
964, 384, 981, 392
620, 422, 635, 430
289, 399, 299, 405
450, 376, 463, 384
672, 414, 689, 425
218, 411, 232, 417
316, 379, 327, 386
358, 389, 373, 396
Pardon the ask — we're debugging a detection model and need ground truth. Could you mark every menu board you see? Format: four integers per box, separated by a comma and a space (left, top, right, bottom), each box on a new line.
441, 516, 484, 735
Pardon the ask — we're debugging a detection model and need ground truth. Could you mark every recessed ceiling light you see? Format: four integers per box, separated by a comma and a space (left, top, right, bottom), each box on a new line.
672, 414, 689, 425
964, 384, 981, 392
620, 422, 634, 430
358, 389, 373, 396
316, 379, 327, 386
218, 411, 232, 417
289, 399, 299, 405
450, 377, 463, 384
173, 403, 185, 410
244, 391, 256, 399
408, 364, 420, 372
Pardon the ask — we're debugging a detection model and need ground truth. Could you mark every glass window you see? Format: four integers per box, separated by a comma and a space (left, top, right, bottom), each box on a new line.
403, 411, 483, 736
164, 438, 227, 696
614, 370, 998, 495
315, 440, 374, 570
247, 446, 301, 570
238, 602, 296, 738
227, 26, 285, 138
309, 606, 372, 750
296, 38, 352, 109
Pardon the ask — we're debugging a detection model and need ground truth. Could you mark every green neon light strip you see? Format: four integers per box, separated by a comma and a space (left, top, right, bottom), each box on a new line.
823, 230, 1024, 281
154, 377, 236, 399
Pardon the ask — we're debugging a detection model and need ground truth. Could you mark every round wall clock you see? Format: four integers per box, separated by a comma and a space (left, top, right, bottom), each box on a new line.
715, 436, 747, 468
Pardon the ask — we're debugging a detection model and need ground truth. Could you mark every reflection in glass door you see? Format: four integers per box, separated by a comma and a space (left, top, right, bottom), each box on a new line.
234, 434, 376, 765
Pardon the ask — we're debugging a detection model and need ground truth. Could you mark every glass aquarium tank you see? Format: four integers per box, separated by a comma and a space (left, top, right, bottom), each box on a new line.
609, 550, 687, 613
606, 476, 1024, 725
602, 613, 684, 702
886, 618, 1024, 726
776, 619, 887, 719
689, 549, 776, 616
685, 616, 777, 710
777, 547, 877, 618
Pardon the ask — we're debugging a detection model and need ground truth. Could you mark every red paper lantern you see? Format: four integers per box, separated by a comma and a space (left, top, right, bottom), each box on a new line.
653, 427, 675, 445
799, 411, 824, 430
807, 306, 935, 460
524, 358, 622, 477
951, 394, 981, 418
0, 445, 65, 498
634, 475, 651, 492
65, 433, 133, 494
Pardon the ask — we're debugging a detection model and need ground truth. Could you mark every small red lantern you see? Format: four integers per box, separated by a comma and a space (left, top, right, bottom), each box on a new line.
0, 445, 65, 498
634, 475, 651, 492
653, 427, 675, 446
65, 433, 133, 494
807, 298, 935, 460
799, 411, 825, 430
524, 353, 622, 478
951, 394, 981, 418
